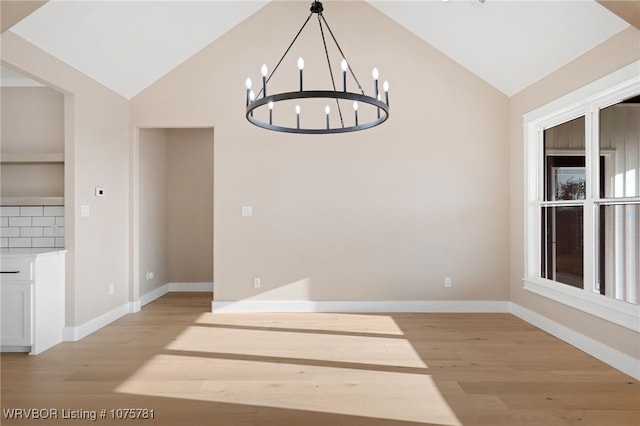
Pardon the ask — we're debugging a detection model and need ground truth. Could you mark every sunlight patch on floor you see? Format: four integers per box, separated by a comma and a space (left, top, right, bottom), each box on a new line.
166, 323, 426, 368
115, 354, 462, 425
196, 312, 406, 335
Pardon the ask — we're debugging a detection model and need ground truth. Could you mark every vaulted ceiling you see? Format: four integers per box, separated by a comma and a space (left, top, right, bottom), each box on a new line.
1, 1, 637, 98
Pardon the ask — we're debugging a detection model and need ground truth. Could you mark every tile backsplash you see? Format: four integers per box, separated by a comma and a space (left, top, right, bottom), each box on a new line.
0, 206, 65, 248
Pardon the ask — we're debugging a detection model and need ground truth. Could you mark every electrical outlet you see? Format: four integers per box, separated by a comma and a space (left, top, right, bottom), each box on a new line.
109, 283, 115, 295
253, 277, 261, 288
444, 277, 452, 288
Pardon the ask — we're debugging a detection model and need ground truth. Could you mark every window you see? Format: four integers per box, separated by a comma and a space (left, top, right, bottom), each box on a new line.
597, 97, 640, 304
541, 117, 586, 289
523, 62, 640, 331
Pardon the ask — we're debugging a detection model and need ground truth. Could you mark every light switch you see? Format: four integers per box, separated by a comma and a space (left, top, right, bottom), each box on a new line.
242, 206, 253, 217
81, 205, 90, 217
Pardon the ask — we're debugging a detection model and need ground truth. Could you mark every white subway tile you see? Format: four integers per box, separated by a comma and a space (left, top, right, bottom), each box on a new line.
43, 226, 57, 237
9, 238, 32, 248
44, 206, 64, 216
55, 237, 65, 248
32, 216, 55, 227
55, 217, 65, 226
32, 237, 54, 248
9, 217, 31, 227
0, 207, 20, 217
57, 226, 65, 237
21, 227, 44, 238
0, 217, 7, 227
0, 238, 8, 248
20, 206, 43, 217
0, 227, 20, 238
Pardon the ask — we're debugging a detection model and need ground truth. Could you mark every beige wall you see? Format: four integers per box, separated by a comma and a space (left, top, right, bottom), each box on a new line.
131, 1, 510, 303
508, 27, 640, 359
139, 128, 169, 295
1, 32, 130, 326
1, 86, 64, 153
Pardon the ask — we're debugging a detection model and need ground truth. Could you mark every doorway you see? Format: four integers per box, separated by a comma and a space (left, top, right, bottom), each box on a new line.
136, 127, 214, 305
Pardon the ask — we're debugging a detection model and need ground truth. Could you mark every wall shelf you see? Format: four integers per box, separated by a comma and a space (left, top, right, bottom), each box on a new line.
1, 152, 64, 206
0, 153, 64, 164
0, 197, 64, 206
1, 87, 65, 208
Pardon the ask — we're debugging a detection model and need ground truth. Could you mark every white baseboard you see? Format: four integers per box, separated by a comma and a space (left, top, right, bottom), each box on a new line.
140, 282, 213, 307
510, 303, 640, 381
62, 302, 130, 342
212, 300, 511, 313
63, 282, 213, 342
169, 282, 213, 292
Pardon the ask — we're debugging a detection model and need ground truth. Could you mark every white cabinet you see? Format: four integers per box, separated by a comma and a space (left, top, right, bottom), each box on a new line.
1, 250, 65, 354
0, 282, 32, 347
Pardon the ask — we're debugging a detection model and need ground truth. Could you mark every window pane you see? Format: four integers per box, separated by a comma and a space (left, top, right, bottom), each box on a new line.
544, 116, 585, 201
597, 204, 639, 304
541, 206, 584, 288
599, 97, 640, 198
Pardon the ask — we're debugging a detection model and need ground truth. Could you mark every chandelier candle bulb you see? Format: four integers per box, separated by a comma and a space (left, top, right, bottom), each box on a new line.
268, 101, 274, 125
372, 67, 379, 98
245, 78, 252, 106
341, 59, 348, 92
298, 57, 305, 91
353, 101, 359, 126
296, 105, 301, 129
372, 68, 380, 119
325, 105, 330, 129
383, 80, 389, 106
261, 64, 268, 96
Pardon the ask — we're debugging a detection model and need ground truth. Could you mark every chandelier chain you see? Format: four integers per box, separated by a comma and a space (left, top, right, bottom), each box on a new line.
317, 13, 345, 128
258, 12, 313, 99
318, 13, 364, 95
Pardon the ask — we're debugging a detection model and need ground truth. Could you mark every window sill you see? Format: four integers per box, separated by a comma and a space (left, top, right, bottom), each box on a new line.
523, 278, 640, 332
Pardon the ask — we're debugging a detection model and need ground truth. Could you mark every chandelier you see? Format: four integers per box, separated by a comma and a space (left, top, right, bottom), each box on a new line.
244, 0, 389, 134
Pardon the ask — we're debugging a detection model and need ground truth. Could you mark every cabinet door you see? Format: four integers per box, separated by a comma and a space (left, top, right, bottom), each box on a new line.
1, 283, 33, 348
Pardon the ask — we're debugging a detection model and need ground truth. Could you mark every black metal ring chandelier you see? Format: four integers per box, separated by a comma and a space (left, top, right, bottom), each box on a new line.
244, 0, 389, 135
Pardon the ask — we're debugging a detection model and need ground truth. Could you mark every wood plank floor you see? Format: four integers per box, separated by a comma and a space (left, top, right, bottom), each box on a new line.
1, 293, 638, 426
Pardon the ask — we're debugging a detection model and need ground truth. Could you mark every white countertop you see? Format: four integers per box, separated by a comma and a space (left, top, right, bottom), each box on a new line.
0, 248, 67, 259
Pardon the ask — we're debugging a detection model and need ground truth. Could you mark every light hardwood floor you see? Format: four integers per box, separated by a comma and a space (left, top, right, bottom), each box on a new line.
1, 293, 638, 426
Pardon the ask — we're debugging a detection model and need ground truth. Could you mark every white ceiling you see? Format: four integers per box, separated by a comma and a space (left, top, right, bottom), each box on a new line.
8, 0, 269, 98
5, 0, 630, 98
369, 0, 628, 96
